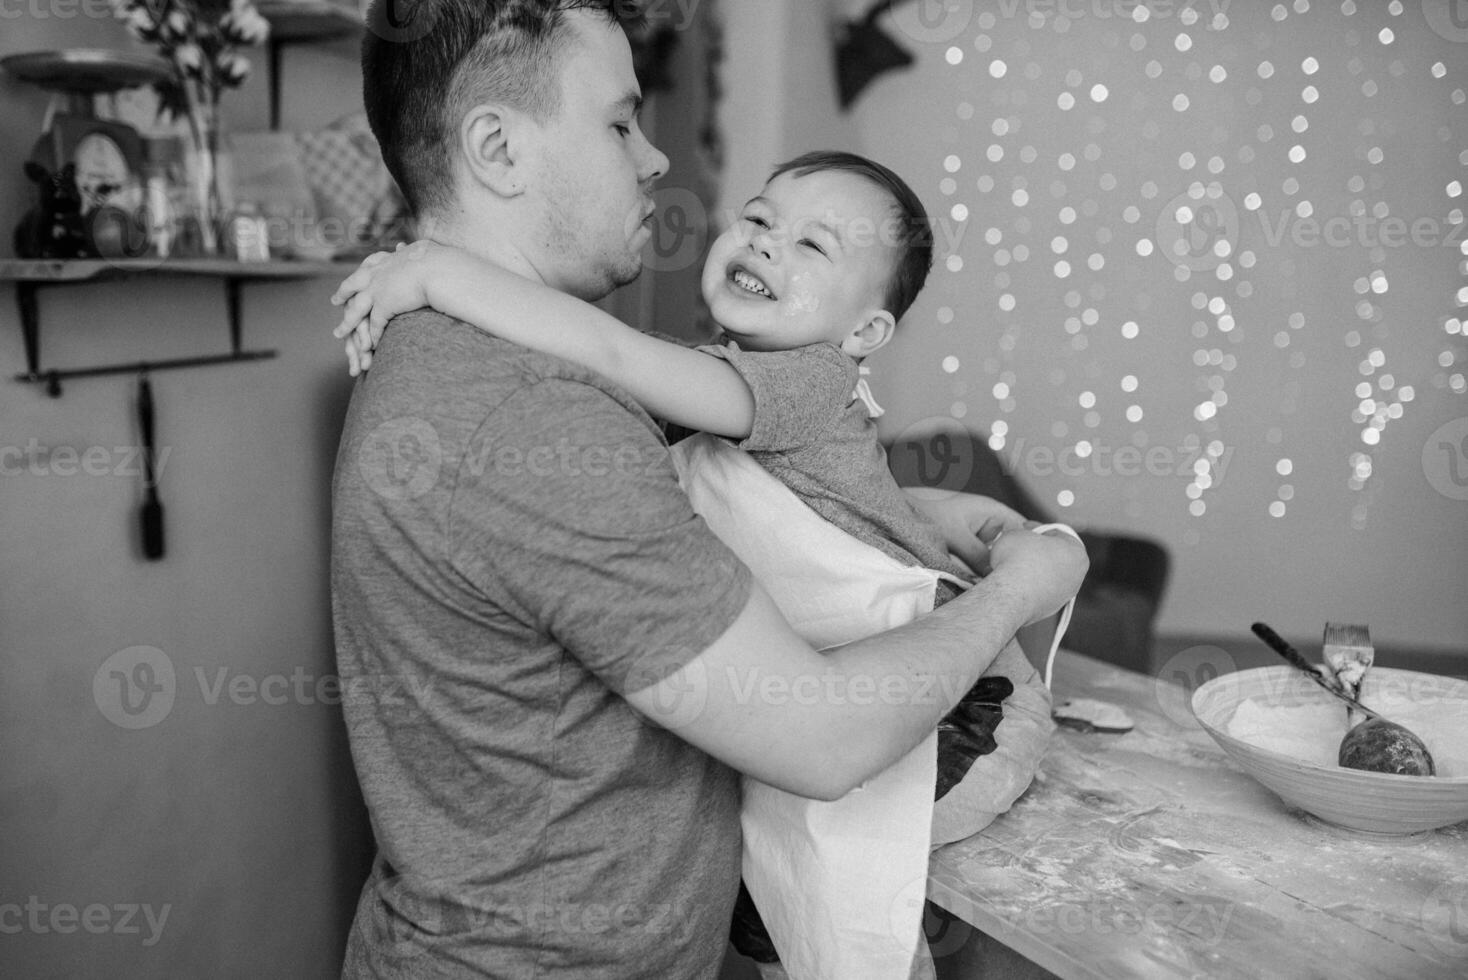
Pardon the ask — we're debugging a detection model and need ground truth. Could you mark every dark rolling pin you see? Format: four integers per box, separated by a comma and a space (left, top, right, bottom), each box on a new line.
139, 375, 165, 560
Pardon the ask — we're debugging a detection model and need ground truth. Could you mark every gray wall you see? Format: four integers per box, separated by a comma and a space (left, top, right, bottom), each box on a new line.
1, 15, 372, 979
850, 1, 1468, 652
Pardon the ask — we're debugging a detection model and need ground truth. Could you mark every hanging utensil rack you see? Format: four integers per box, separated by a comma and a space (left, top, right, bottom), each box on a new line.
3, 258, 350, 397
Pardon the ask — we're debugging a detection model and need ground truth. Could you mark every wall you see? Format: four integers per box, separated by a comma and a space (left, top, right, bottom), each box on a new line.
715, 0, 857, 223
606, 4, 726, 340
0, 14, 372, 978
842, 2, 1468, 655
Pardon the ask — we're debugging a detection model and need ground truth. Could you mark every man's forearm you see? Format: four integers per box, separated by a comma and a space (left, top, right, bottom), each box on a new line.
629, 534, 1085, 801
813, 573, 1031, 787
628, 578, 1029, 801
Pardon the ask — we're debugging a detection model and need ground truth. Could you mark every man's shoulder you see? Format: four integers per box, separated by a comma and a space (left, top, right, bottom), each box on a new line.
369, 310, 651, 422
378, 309, 590, 385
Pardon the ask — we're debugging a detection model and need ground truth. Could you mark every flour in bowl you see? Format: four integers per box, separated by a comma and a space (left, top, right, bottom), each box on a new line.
1226, 695, 1468, 777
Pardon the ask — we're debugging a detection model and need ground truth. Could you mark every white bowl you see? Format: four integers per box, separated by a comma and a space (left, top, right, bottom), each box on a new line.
1191, 666, 1468, 834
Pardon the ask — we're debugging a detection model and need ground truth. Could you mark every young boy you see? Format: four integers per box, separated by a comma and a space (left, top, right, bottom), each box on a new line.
333, 150, 1060, 977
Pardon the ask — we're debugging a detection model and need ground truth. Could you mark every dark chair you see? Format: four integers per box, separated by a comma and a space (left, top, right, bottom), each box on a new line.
887, 423, 1170, 674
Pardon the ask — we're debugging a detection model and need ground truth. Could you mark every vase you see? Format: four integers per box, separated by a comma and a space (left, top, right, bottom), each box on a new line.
183, 97, 227, 257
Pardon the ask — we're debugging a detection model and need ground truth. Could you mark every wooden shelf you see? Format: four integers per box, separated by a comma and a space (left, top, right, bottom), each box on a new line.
2, 2, 368, 392
258, 1, 363, 42
2, 258, 355, 396
0, 257, 353, 283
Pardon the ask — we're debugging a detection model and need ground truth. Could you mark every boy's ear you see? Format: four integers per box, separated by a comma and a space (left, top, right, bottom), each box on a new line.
840, 310, 897, 359
459, 104, 529, 198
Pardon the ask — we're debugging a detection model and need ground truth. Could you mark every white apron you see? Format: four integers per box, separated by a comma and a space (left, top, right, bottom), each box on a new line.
671, 432, 966, 980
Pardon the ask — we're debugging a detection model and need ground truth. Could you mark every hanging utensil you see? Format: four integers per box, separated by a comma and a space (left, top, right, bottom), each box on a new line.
138, 373, 164, 560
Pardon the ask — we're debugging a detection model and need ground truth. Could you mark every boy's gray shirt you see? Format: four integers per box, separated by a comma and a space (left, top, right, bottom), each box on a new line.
704, 340, 971, 598
331, 310, 752, 978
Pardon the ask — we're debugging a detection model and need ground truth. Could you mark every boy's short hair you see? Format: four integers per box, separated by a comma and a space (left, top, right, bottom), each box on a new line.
769, 150, 934, 322
362, 0, 632, 217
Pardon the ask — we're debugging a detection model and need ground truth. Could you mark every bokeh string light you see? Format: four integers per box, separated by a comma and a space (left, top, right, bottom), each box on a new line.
933, 0, 1466, 538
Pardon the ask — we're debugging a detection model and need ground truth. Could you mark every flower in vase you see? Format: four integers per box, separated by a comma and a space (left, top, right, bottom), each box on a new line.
165, 9, 190, 39
217, 52, 251, 86
174, 41, 204, 73
109, 0, 270, 115
125, 6, 157, 36
222, 0, 271, 45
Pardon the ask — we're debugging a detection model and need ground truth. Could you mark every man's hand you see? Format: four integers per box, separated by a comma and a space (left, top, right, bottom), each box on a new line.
985, 527, 1088, 626
329, 240, 443, 375
903, 488, 1036, 575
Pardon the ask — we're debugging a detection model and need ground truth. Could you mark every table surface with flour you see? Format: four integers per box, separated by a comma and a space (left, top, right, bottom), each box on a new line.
927, 650, 1468, 979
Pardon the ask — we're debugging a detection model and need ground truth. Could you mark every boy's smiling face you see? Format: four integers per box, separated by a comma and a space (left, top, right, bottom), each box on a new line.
701, 170, 901, 354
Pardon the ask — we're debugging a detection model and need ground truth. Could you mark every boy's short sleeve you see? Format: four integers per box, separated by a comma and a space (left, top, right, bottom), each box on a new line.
446, 377, 753, 695
700, 342, 858, 452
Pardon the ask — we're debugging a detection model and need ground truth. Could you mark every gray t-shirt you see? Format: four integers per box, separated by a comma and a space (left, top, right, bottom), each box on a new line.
702, 341, 971, 598
331, 311, 753, 978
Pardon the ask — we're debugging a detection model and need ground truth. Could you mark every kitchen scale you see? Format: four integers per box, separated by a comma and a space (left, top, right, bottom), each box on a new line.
3, 49, 171, 219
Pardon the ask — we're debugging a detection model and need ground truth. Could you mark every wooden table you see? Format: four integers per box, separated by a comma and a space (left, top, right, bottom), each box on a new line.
928, 651, 1468, 979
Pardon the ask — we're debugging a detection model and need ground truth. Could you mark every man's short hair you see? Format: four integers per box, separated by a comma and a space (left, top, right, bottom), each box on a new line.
768, 151, 934, 322
362, 0, 630, 217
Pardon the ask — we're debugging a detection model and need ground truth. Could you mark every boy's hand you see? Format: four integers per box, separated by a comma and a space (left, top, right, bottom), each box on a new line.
330, 240, 440, 375
902, 488, 1035, 575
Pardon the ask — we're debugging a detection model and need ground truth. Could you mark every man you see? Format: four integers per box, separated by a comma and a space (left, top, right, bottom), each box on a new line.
331, 2, 1088, 977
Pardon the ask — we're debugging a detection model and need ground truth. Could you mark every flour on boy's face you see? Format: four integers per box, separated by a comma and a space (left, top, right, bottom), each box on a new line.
701, 170, 900, 353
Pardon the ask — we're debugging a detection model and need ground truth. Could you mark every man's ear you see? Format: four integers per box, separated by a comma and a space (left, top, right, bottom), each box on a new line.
459, 104, 529, 197
840, 310, 897, 358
